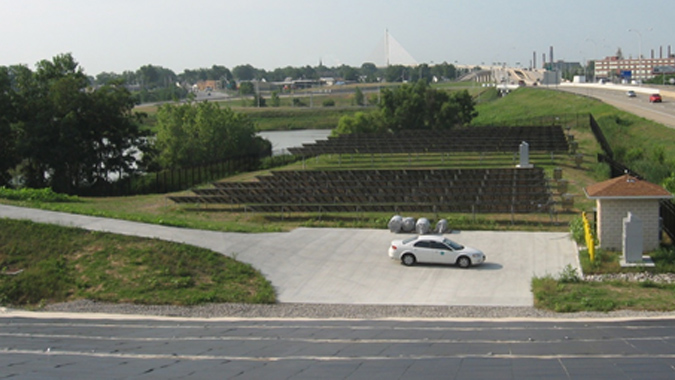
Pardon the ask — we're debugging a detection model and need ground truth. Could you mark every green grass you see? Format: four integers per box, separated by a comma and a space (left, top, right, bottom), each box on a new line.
532, 275, 675, 312
0, 219, 275, 307
474, 88, 675, 183
531, 245, 675, 313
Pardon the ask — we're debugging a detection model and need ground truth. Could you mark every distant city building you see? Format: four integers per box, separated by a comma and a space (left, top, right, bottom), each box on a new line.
544, 61, 583, 74
595, 55, 675, 82
195, 80, 220, 91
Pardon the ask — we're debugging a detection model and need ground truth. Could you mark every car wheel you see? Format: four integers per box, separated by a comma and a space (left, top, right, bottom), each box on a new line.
401, 253, 416, 266
457, 256, 471, 269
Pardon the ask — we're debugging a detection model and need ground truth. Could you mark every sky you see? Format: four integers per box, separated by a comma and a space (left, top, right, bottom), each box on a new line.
2, 0, 674, 76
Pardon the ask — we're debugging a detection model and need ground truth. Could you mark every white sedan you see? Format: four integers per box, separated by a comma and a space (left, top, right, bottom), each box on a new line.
388, 235, 486, 268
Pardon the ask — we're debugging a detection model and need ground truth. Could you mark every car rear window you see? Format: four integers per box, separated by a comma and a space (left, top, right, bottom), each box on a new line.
403, 237, 417, 244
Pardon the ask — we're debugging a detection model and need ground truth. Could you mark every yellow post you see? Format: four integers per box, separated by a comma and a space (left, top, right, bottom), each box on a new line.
582, 212, 595, 262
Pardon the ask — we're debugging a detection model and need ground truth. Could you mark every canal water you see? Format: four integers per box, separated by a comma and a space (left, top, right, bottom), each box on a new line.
258, 129, 332, 155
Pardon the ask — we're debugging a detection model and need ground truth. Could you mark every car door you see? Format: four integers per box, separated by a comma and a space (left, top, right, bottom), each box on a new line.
412, 240, 434, 263
429, 241, 455, 264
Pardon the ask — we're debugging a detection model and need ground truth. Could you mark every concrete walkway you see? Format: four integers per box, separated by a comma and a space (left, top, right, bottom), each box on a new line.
0, 205, 579, 307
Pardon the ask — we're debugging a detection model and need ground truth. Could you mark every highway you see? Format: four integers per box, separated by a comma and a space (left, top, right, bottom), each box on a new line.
554, 83, 675, 129
3, 314, 675, 379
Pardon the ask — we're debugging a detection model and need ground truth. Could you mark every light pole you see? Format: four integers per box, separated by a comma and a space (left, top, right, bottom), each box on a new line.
586, 38, 598, 83
628, 29, 642, 84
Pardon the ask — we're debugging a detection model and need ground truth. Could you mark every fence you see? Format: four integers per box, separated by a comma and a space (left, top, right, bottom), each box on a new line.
597, 153, 642, 179
590, 115, 675, 243
474, 112, 591, 130
589, 114, 614, 158
71, 154, 298, 197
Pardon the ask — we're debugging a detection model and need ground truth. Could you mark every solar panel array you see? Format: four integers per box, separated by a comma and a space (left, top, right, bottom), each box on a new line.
287, 126, 569, 156
169, 168, 552, 213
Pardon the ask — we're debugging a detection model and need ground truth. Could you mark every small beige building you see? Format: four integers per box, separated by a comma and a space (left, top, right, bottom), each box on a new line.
584, 174, 672, 252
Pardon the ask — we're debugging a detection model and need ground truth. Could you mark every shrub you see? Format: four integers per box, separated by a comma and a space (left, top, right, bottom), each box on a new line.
569, 215, 585, 244
558, 264, 581, 283
0, 187, 78, 202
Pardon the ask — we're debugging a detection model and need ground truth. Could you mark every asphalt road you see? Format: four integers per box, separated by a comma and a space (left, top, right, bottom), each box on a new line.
555, 83, 675, 129
2, 314, 675, 379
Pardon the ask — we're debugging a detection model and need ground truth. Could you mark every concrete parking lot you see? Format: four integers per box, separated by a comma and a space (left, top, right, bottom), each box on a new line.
0, 205, 579, 307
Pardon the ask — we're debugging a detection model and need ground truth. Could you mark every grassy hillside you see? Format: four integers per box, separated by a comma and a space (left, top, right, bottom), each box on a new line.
473, 88, 675, 183
0, 219, 275, 307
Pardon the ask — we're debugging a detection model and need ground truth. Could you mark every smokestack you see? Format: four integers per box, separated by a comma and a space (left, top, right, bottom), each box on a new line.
660, 46, 663, 59
550, 46, 554, 64
533, 51, 536, 69
651, 49, 654, 59
670, 45, 672, 57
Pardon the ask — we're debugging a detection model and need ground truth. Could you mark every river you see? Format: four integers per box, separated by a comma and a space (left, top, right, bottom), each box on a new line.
258, 129, 332, 155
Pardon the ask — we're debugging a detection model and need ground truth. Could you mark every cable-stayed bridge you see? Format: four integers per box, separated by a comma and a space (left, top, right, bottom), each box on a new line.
368, 29, 418, 67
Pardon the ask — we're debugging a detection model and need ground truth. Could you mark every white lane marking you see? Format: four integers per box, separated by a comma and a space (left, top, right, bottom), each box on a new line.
1, 331, 674, 345
3, 348, 675, 362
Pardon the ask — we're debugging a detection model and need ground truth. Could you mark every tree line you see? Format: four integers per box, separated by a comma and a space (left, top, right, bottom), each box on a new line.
1, 54, 270, 193
93, 61, 466, 87
91, 61, 473, 103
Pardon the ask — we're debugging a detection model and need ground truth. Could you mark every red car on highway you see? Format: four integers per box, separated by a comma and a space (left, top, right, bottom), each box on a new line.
649, 94, 662, 103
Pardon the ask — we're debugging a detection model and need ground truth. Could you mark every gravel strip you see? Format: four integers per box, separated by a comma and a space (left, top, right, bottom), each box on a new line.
11, 300, 669, 319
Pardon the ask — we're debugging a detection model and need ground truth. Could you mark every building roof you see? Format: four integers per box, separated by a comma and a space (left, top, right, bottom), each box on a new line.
584, 174, 672, 199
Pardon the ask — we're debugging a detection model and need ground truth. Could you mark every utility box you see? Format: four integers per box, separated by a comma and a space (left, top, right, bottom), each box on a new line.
622, 212, 643, 264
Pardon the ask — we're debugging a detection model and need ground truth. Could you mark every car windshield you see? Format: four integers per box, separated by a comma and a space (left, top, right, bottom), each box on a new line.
443, 238, 464, 250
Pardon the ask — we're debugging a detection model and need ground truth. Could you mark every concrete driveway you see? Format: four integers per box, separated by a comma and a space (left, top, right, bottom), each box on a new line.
0, 205, 579, 307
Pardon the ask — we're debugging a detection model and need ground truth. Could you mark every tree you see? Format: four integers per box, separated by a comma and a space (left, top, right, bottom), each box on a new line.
360, 62, 379, 82
137, 64, 176, 88
252, 94, 267, 107
208, 65, 233, 82
95, 71, 121, 85
332, 111, 385, 136
431, 62, 456, 80
335, 80, 477, 135
0, 66, 17, 186
354, 87, 364, 106
154, 101, 270, 169
410, 63, 432, 83
270, 91, 281, 107
384, 65, 409, 82
340, 65, 358, 81
233, 64, 257, 81
449, 90, 478, 125
7, 54, 146, 192
238, 81, 255, 95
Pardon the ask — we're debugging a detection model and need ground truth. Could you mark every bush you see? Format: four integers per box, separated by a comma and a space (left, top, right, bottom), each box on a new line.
322, 99, 335, 107
558, 264, 581, 283
0, 187, 78, 202
569, 215, 585, 244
